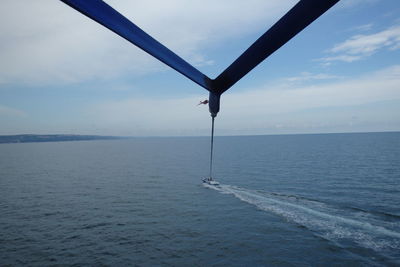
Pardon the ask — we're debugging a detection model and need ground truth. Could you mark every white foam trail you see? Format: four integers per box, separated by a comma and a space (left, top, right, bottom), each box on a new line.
205, 183, 400, 251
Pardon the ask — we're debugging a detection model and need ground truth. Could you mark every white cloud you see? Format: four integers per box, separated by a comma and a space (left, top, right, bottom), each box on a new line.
85, 65, 400, 135
0, 105, 26, 117
319, 55, 364, 63
338, 0, 380, 9
0, 0, 297, 85
85, 94, 210, 136
320, 25, 400, 63
349, 23, 374, 32
223, 65, 400, 114
285, 72, 341, 83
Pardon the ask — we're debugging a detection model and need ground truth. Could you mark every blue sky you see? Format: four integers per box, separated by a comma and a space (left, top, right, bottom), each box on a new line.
1, 0, 399, 136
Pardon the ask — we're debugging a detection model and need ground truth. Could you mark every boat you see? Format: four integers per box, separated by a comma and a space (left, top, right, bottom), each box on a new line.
202, 177, 220, 186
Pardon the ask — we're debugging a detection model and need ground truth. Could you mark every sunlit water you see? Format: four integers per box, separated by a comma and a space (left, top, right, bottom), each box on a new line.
1, 132, 399, 266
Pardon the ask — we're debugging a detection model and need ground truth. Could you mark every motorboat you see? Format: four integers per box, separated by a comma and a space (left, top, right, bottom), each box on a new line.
202, 177, 219, 186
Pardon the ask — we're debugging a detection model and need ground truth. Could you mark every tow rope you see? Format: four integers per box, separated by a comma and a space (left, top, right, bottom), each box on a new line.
209, 116, 215, 179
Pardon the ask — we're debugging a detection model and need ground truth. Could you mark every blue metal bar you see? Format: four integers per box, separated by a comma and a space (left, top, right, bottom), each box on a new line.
60, 0, 212, 91
213, 0, 340, 94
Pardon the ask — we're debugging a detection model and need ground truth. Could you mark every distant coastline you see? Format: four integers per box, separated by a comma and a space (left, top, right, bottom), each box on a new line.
0, 134, 123, 144
1, 131, 398, 144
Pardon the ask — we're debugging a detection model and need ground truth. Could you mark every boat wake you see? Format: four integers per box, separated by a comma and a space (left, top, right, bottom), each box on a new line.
204, 183, 400, 254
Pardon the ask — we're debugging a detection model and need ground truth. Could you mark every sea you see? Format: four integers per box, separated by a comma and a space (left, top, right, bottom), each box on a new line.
0, 132, 399, 266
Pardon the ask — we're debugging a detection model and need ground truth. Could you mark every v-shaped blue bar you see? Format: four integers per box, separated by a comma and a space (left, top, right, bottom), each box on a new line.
60, 0, 340, 116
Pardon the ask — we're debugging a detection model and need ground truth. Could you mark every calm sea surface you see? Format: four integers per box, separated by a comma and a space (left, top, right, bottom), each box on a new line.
1, 132, 399, 266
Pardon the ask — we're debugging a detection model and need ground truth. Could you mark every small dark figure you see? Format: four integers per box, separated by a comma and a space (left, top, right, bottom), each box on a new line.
197, 99, 209, 105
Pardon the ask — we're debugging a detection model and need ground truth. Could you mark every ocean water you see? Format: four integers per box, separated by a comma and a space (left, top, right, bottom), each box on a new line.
0, 132, 399, 266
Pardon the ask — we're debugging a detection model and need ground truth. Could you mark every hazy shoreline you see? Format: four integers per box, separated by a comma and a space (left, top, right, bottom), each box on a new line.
0, 134, 123, 144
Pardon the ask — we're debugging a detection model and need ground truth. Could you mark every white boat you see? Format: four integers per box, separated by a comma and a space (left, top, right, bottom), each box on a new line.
202, 177, 219, 186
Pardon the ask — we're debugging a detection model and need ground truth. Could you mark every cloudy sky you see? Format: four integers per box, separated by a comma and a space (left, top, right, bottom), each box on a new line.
1, 0, 399, 136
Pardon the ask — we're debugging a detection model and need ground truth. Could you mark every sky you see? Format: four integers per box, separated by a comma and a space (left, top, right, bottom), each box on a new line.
0, 0, 399, 136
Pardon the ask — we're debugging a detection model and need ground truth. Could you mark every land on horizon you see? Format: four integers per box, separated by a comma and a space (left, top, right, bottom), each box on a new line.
0, 134, 123, 144
1, 131, 398, 144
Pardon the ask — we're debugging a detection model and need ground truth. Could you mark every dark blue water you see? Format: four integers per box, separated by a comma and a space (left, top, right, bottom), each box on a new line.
1, 132, 399, 266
